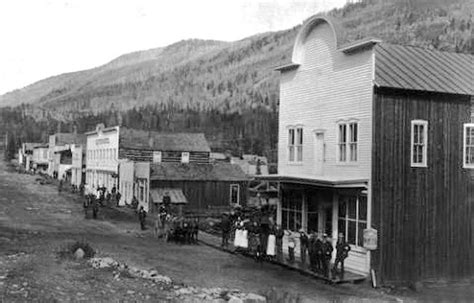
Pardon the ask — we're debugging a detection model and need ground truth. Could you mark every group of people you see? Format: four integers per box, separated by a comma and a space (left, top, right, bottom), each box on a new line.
152, 205, 199, 244
221, 208, 352, 279
297, 231, 350, 278
222, 209, 284, 263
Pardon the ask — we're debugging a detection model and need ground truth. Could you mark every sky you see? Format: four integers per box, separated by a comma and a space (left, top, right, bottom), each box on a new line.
0, 0, 346, 95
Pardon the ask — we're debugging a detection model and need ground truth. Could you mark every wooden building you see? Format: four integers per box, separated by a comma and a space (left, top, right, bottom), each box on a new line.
149, 162, 249, 213
19, 143, 42, 170
71, 144, 86, 188
85, 124, 211, 204
48, 133, 84, 178
265, 15, 474, 285
32, 144, 49, 173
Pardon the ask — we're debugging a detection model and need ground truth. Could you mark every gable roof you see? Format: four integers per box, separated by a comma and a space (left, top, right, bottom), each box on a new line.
150, 163, 248, 182
119, 128, 211, 153
375, 43, 474, 96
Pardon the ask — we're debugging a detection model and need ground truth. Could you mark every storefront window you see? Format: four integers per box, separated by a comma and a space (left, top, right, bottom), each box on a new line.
281, 192, 303, 232
338, 194, 367, 247
307, 197, 318, 233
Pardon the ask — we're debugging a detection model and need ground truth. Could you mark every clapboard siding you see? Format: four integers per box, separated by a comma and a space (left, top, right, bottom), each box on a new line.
278, 22, 373, 180
371, 88, 473, 284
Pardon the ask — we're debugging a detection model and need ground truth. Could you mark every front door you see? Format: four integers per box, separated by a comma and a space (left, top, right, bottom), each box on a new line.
314, 132, 325, 175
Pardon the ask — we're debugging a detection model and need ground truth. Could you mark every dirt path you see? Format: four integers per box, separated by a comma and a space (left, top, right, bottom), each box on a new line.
0, 160, 406, 302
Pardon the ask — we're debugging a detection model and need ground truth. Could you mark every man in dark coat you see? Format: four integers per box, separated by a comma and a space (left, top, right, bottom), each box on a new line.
138, 206, 147, 230
221, 213, 231, 248
274, 225, 284, 261
58, 179, 63, 193
333, 233, 351, 278
83, 194, 90, 219
321, 233, 333, 278
299, 229, 309, 267
162, 192, 171, 212
92, 197, 99, 219
312, 232, 323, 273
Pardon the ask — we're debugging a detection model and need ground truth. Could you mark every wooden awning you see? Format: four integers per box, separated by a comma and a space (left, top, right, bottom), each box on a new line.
150, 188, 188, 204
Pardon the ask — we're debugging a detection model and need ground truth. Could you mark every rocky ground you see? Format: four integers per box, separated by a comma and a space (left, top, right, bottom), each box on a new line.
0, 159, 470, 302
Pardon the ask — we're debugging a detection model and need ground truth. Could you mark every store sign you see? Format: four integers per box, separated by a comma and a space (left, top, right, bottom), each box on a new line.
363, 228, 378, 250
95, 138, 110, 145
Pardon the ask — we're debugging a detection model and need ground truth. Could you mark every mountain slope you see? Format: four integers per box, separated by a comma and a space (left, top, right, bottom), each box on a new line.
0, 0, 472, 161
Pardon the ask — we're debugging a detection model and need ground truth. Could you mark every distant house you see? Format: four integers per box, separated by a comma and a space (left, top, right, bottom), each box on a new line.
19, 143, 42, 170
48, 133, 84, 178
32, 144, 49, 173
263, 15, 474, 284
71, 144, 86, 188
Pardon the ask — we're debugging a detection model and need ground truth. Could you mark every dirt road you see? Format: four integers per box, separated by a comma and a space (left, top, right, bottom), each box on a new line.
0, 159, 404, 302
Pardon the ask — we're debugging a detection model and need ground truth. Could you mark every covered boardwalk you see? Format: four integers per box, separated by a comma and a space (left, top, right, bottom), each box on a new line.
253, 174, 370, 281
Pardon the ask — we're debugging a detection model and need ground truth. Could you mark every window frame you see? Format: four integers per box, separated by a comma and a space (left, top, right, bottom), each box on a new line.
181, 152, 190, 163
153, 151, 162, 163
338, 194, 367, 248
281, 193, 303, 232
230, 184, 240, 205
410, 120, 428, 168
288, 126, 303, 163
463, 123, 474, 169
337, 121, 358, 163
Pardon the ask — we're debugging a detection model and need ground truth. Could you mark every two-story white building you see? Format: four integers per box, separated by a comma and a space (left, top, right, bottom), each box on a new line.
263, 15, 474, 284
85, 124, 120, 194
266, 16, 373, 275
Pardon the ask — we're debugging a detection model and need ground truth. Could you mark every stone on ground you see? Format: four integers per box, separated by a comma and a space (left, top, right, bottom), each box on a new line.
74, 248, 85, 259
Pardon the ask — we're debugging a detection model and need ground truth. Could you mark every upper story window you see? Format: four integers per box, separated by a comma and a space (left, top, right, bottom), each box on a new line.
411, 120, 428, 167
337, 121, 358, 162
463, 123, 474, 168
288, 127, 303, 162
153, 151, 162, 163
181, 152, 190, 163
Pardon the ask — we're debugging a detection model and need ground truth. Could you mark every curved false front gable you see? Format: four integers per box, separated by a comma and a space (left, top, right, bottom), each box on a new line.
278, 16, 375, 181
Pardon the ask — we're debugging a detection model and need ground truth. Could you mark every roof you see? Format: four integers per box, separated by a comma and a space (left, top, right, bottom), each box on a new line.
23, 143, 43, 151
54, 133, 86, 145
375, 43, 474, 96
150, 188, 188, 204
33, 144, 49, 149
120, 128, 211, 153
150, 163, 249, 182
285, 14, 474, 96
255, 174, 368, 189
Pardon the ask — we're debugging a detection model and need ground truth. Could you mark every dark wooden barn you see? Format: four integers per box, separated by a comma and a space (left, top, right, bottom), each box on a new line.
149, 162, 249, 214
370, 44, 474, 285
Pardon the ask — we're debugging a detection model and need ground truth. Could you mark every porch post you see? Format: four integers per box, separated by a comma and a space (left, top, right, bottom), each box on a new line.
302, 190, 307, 231
276, 182, 282, 226
332, 192, 339, 261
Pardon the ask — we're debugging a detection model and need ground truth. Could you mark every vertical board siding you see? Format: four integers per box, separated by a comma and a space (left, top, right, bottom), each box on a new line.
278, 22, 373, 181
151, 180, 248, 212
372, 89, 473, 284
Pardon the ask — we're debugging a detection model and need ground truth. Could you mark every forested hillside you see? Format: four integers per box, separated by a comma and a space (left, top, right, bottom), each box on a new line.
1, 0, 472, 162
